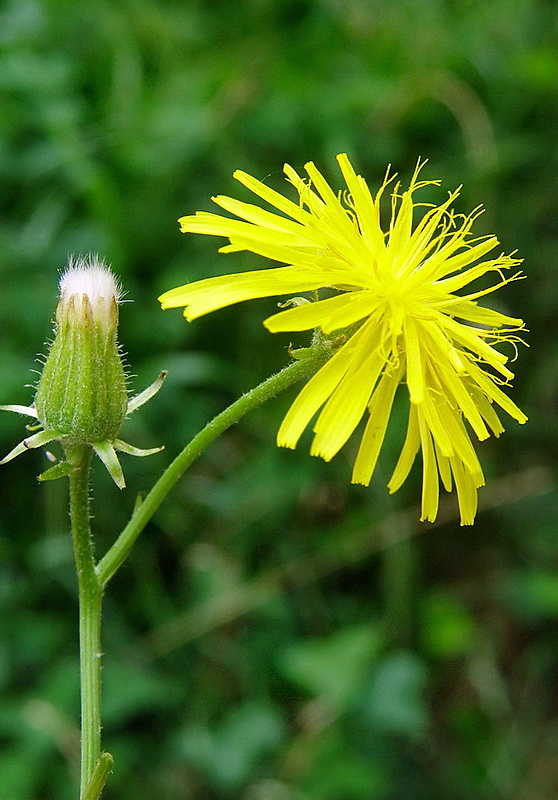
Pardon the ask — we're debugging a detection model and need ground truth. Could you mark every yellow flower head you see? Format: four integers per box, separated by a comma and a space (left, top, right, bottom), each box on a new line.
159, 155, 527, 525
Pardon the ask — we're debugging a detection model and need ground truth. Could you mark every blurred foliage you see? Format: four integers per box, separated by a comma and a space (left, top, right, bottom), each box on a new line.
0, 0, 557, 798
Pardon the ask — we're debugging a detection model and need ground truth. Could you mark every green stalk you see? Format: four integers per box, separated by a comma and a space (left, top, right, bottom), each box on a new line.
65, 349, 328, 798
67, 444, 105, 798
97, 353, 327, 586
83, 753, 115, 800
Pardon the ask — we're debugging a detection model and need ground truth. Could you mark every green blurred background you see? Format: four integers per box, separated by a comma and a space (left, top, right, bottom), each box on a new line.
0, 0, 556, 798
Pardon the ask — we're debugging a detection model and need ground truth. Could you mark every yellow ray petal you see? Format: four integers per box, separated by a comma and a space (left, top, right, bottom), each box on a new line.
264, 291, 378, 334
418, 411, 440, 523
336, 154, 389, 256
352, 361, 404, 485
388, 404, 420, 494
311, 346, 385, 461
277, 325, 369, 448
433, 442, 453, 492
159, 267, 334, 318
451, 456, 482, 526
404, 316, 425, 404
467, 360, 528, 424
211, 195, 317, 240
233, 169, 313, 225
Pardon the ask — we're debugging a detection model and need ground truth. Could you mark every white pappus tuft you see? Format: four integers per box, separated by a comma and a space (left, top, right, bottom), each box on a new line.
60, 255, 123, 310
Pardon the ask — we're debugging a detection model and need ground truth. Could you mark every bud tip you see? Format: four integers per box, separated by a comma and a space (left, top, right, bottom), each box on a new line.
60, 256, 122, 306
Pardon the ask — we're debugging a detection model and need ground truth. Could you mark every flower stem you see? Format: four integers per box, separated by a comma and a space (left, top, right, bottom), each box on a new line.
97, 352, 328, 586
67, 444, 106, 798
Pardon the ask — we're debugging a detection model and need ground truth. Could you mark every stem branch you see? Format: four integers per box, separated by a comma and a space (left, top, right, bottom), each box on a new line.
97, 353, 327, 586
83, 753, 115, 800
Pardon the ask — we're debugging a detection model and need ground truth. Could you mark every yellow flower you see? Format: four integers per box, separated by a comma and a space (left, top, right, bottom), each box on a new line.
159, 155, 527, 525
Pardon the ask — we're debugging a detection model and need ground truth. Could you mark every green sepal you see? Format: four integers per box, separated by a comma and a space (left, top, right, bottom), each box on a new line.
0, 429, 61, 465
0, 404, 38, 418
38, 460, 74, 481
127, 371, 167, 414
114, 438, 164, 457
92, 440, 125, 489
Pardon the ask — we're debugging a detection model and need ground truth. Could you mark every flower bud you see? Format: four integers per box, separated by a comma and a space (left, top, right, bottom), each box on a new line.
34, 257, 128, 444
